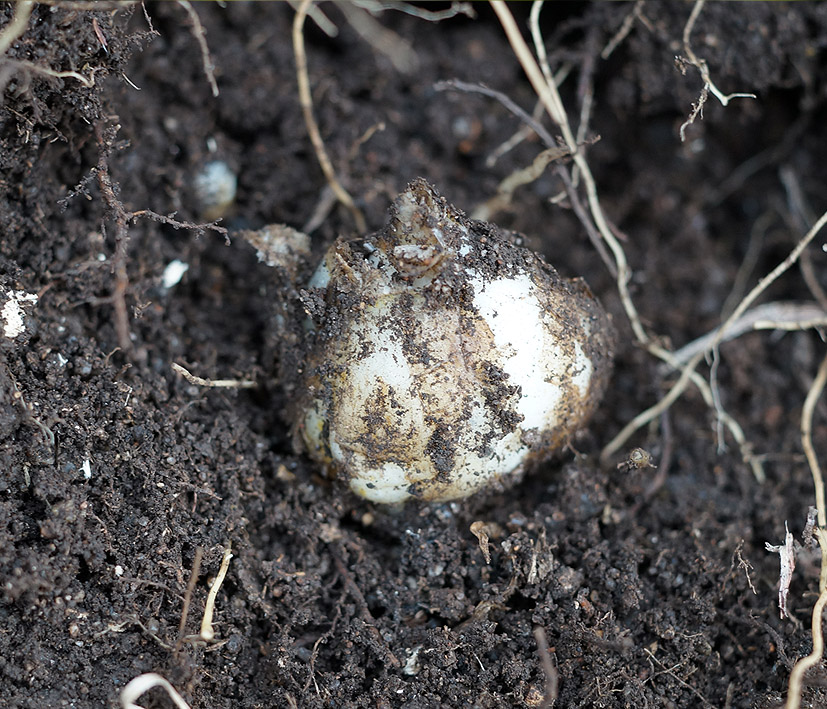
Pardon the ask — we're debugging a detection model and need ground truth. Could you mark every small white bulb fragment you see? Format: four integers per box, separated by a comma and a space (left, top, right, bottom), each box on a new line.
295, 179, 614, 503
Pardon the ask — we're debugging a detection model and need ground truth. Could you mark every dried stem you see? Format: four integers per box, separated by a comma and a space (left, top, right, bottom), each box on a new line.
4, 58, 96, 87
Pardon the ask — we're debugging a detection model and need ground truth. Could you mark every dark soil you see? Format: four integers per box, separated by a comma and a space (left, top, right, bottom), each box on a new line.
3, 2, 827, 707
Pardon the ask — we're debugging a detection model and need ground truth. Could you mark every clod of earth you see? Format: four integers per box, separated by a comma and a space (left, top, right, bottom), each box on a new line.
294, 179, 615, 503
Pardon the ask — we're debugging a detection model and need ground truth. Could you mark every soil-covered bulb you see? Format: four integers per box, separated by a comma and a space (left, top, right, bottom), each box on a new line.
295, 179, 614, 503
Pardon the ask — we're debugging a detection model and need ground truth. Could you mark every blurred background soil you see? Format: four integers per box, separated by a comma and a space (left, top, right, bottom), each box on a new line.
2, 2, 827, 707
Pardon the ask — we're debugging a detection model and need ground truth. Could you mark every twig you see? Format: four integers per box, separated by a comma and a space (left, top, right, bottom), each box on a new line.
528, 2, 555, 96
485, 99, 544, 167
573, 27, 598, 168
682, 0, 757, 108
94, 125, 134, 353
293, 0, 366, 233
287, 0, 338, 37
302, 185, 337, 234
715, 212, 827, 349
553, 164, 617, 278
172, 362, 256, 389
785, 586, 827, 709
765, 522, 796, 619
130, 209, 228, 241
471, 145, 570, 221
528, 3, 593, 192
734, 540, 757, 595
679, 82, 708, 143
176, 1, 218, 98
347, 121, 386, 162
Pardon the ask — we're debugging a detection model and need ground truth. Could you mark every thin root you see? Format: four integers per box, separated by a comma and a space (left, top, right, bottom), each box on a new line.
533, 626, 559, 706
172, 363, 256, 389
601, 0, 647, 60
669, 301, 827, 367
0, 1, 34, 57
176, 0, 219, 98
120, 673, 191, 709
175, 546, 203, 649
602, 210, 827, 468
678, 0, 756, 141
494, 2, 759, 472
199, 546, 233, 642
293, 0, 366, 233
802, 351, 827, 593
785, 581, 827, 709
